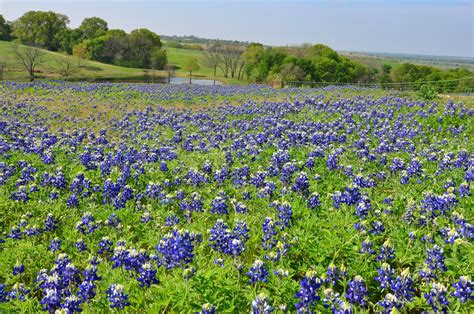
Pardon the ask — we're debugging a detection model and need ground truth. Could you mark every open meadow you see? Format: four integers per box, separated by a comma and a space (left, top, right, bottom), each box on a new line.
0, 81, 472, 313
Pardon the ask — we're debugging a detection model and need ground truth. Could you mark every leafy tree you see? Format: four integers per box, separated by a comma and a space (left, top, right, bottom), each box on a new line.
379, 64, 393, 85
72, 42, 89, 67
183, 57, 200, 76
150, 48, 167, 70
12, 11, 69, 50
0, 15, 12, 41
57, 28, 82, 54
79, 17, 108, 40
126, 28, 162, 68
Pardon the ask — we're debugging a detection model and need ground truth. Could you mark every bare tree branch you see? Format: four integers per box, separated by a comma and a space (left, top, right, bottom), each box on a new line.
13, 44, 44, 81
57, 55, 76, 78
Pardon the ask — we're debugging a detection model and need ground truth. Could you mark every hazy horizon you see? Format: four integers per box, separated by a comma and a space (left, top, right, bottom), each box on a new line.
1, 0, 472, 58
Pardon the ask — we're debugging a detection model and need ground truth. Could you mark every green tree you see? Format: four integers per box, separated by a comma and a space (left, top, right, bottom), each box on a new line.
79, 17, 108, 40
12, 11, 69, 50
183, 57, 200, 76
126, 28, 162, 68
0, 15, 12, 41
57, 28, 82, 54
150, 48, 167, 70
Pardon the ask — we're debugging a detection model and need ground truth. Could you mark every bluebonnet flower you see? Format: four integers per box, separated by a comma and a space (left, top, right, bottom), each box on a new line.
74, 239, 87, 252
40, 288, 62, 312
273, 268, 289, 278
165, 214, 180, 226
76, 212, 99, 234
82, 264, 101, 282
9, 283, 30, 301
44, 213, 58, 232
377, 239, 395, 261
160, 161, 168, 171
67, 194, 80, 207
426, 245, 447, 272
62, 295, 82, 313
391, 268, 415, 303
377, 293, 402, 314
458, 181, 471, 198
359, 239, 376, 255
48, 238, 62, 252
13, 262, 24, 275
292, 171, 310, 195
273, 201, 293, 230
323, 288, 352, 313
137, 262, 159, 287
106, 284, 130, 310
374, 263, 394, 289
106, 213, 122, 229
141, 211, 153, 223
77, 281, 96, 302
325, 264, 347, 286
419, 266, 437, 283
326, 153, 340, 170
252, 292, 273, 314
451, 276, 473, 303
369, 220, 385, 235
0, 284, 8, 302
295, 270, 322, 313
210, 196, 228, 215
98, 237, 113, 254
307, 192, 321, 210
424, 283, 449, 313
156, 228, 197, 269
345, 275, 368, 306
235, 202, 248, 214
247, 260, 269, 284
355, 198, 371, 219
261, 218, 278, 250
200, 303, 216, 314
24, 225, 41, 237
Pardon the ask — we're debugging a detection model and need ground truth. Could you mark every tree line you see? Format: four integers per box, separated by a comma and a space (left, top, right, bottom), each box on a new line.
0, 12, 167, 71
227, 43, 473, 92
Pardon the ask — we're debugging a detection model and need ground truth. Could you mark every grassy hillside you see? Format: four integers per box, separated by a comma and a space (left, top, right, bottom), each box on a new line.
0, 41, 232, 83
0, 41, 159, 81
165, 47, 213, 77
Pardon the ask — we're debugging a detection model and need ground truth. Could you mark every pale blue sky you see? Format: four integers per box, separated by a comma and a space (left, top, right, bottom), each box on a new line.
1, 0, 472, 57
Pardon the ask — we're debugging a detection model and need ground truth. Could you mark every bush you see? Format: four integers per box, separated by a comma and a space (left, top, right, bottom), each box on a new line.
417, 84, 438, 101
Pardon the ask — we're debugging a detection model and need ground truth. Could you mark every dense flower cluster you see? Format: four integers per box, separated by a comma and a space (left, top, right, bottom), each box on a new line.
0, 82, 471, 312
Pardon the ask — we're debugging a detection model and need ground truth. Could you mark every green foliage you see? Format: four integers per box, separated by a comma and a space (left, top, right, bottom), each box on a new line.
150, 48, 167, 70
12, 11, 69, 51
183, 57, 200, 75
417, 84, 438, 101
0, 15, 12, 41
242, 44, 369, 84
78, 17, 108, 41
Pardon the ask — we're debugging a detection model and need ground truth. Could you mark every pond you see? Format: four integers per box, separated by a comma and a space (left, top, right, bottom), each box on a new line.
167, 77, 223, 85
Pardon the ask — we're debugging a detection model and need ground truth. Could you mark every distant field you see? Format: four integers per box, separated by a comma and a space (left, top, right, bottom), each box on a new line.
165, 46, 238, 83
341, 50, 474, 70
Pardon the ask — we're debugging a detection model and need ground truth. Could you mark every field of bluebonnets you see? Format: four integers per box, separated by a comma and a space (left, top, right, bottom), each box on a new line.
0, 80, 472, 313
